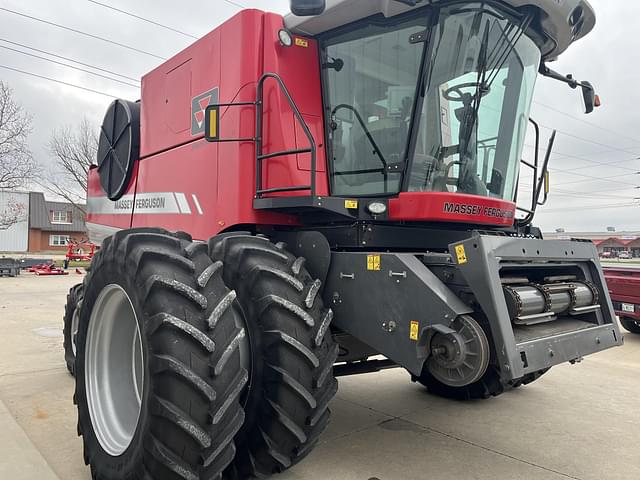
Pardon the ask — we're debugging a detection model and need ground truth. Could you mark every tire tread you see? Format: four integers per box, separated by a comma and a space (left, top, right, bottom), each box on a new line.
209, 234, 339, 478
74, 228, 245, 480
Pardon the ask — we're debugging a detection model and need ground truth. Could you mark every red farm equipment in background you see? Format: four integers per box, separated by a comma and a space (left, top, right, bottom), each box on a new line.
65, 238, 96, 262
62, 1, 623, 479
27, 262, 68, 276
33, 264, 68, 276
604, 267, 640, 334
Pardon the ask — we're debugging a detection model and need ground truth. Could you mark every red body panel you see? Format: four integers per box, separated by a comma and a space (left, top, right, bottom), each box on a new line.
88, 10, 318, 240
604, 268, 640, 320
388, 192, 516, 226
87, 164, 137, 231
86, 8, 519, 242
260, 13, 328, 197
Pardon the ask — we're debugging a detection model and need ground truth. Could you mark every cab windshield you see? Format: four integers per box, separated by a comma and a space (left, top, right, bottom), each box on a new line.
324, 2, 541, 200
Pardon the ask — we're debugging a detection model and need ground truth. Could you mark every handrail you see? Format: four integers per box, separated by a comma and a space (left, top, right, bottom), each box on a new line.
516, 119, 556, 227
516, 118, 540, 227
255, 73, 317, 198
203, 72, 318, 200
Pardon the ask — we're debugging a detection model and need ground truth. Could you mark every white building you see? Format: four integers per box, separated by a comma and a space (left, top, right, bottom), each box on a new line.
0, 191, 29, 253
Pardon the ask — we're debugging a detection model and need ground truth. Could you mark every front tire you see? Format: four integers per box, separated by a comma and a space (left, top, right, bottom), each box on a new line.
621, 317, 640, 334
209, 234, 339, 478
75, 228, 247, 479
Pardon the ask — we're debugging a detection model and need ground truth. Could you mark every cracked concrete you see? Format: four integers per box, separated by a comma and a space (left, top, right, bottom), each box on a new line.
1, 273, 638, 480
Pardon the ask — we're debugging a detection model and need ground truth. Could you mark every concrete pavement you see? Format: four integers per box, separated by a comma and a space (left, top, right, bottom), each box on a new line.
1, 273, 639, 480
0, 399, 59, 480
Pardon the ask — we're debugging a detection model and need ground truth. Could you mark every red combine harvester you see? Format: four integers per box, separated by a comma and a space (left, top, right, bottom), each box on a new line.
604, 267, 640, 334
64, 1, 622, 478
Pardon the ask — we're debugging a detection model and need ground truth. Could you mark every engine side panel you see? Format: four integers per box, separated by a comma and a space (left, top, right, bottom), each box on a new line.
87, 9, 329, 241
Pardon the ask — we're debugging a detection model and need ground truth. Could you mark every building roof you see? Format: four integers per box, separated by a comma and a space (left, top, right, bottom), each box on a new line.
545, 231, 640, 241
29, 192, 86, 233
591, 238, 627, 247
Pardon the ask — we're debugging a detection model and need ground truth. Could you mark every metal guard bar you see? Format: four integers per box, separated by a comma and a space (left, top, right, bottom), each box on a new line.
516, 119, 556, 227
255, 73, 317, 198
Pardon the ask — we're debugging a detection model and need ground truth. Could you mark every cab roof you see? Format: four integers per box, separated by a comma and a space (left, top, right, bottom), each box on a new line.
284, 0, 596, 60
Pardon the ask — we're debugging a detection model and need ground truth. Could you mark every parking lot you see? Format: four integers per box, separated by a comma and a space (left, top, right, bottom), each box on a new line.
1, 273, 639, 480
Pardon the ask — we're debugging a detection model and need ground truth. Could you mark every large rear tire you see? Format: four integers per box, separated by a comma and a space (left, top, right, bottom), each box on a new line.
413, 366, 550, 400
620, 317, 640, 334
75, 228, 247, 479
209, 234, 338, 478
63, 283, 83, 376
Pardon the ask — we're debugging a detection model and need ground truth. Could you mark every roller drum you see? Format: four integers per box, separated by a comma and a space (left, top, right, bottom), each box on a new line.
503, 281, 598, 324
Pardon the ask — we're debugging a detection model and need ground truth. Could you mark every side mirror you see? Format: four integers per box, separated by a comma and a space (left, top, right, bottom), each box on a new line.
290, 0, 326, 16
581, 81, 597, 114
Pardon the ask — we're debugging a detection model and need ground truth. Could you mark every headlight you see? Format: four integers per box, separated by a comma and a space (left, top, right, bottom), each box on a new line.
367, 202, 387, 215
278, 29, 293, 47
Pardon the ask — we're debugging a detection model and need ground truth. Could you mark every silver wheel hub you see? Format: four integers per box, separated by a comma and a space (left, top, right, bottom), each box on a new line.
85, 284, 144, 456
427, 315, 490, 388
71, 304, 81, 357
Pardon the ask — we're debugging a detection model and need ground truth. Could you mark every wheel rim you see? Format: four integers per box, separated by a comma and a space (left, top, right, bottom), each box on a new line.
85, 284, 144, 456
71, 305, 81, 357
427, 315, 490, 388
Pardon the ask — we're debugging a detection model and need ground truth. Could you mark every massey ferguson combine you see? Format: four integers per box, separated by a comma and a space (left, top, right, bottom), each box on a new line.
64, 0, 622, 478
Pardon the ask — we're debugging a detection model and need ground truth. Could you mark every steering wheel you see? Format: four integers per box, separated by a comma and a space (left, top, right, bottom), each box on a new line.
443, 82, 491, 103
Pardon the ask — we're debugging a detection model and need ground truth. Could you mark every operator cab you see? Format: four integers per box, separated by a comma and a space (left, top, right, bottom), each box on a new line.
323, 2, 540, 201
284, 0, 597, 220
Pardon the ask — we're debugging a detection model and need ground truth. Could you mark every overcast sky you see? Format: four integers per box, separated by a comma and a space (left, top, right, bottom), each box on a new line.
0, 0, 638, 233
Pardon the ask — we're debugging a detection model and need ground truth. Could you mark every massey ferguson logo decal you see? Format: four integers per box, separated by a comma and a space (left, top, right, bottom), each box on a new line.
191, 88, 219, 135
443, 202, 514, 219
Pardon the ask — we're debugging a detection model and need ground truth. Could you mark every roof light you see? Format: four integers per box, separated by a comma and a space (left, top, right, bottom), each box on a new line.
278, 29, 293, 47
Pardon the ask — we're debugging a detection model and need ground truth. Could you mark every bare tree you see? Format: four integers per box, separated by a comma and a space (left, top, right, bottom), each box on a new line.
0, 81, 34, 231
0, 198, 27, 231
42, 118, 98, 213
0, 81, 36, 190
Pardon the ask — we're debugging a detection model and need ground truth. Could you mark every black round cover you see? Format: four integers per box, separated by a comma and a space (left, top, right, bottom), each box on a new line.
97, 99, 140, 201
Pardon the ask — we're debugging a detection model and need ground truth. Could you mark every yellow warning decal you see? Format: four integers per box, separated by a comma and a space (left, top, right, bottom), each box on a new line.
344, 200, 359, 209
410, 321, 420, 341
367, 254, 381, 271
295, 37, 309, 48
455, 244, 468, 264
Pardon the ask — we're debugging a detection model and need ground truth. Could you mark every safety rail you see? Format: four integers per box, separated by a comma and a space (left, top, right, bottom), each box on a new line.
516, 119, 556, 227
203, 72, 318, 199
255, 73, 317, 198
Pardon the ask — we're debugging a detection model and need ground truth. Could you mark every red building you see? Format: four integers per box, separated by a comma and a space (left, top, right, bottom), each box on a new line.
28, 192, 87, 253
545, 231, 640, 258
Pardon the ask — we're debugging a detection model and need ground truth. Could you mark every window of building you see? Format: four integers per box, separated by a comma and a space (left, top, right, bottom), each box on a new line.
50, 235, 70, 246
51, 210, 72, 224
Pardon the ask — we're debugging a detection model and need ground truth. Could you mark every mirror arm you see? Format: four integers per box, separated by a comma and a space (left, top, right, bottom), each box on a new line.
539, 63, 591, 91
